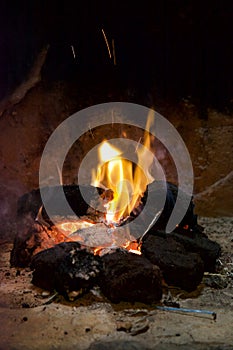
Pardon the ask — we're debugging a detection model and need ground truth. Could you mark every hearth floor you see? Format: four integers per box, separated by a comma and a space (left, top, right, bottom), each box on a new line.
0, 217, 233, 350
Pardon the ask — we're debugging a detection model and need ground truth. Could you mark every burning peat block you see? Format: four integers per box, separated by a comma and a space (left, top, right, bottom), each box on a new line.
141, 181, 198, 231
31, 245, 163, 304
10, 184, 112, 267
10, 220, 71, 268
17, 184, 110, 220
98, 249, 163, 303
141, 233, 205, 291
140, 228, 221, 291
168, 231, 221, 272
31, 242, 102, 299
11, 181, 222, 299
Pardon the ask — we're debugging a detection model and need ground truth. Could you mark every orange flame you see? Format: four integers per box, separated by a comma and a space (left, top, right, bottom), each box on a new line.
92, 113, 155, 224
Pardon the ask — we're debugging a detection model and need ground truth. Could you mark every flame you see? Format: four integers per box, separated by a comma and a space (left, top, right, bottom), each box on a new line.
92, 113, 155, 224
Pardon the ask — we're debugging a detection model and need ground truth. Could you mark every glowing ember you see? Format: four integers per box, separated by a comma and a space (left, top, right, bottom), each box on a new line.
128, 249, 141, 255
92, 113, 155, 225
93, 240, 142, 256
124, 240, 142, 255
56, 220, 94, 236
93, 246, 104, 256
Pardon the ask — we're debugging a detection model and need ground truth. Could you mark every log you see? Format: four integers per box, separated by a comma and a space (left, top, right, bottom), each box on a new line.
99, 249, 163, 303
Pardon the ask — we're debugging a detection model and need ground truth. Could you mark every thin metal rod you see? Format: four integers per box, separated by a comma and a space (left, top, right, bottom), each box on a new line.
156, 306, 217, 320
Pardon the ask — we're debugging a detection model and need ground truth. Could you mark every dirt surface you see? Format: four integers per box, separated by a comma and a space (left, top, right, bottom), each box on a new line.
0, 216, 233, 349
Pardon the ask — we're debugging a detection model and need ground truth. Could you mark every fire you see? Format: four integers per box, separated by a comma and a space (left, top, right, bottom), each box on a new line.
92, 113, 155, 224
92, 143, 136, 223
36, 114, 155, 256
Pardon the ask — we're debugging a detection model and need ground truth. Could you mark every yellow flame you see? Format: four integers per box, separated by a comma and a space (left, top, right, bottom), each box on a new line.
92, 114, 155, 224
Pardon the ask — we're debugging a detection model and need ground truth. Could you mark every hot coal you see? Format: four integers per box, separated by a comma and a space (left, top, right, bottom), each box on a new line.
31, 242, 102, 300
98, 249, 163, 303
141, 232, 205, 291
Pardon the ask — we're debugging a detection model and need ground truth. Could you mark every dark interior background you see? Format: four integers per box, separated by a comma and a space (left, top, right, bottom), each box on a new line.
0, 0, 232, 112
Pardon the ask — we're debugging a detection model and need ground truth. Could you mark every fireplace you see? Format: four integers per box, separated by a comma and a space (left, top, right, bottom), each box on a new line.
9, 105, 223, 305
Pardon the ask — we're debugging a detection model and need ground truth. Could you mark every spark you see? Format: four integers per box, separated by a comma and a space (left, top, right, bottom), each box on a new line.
112, 38, 117, 65
102, 28, 112, 59
71, 45, 76, 59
